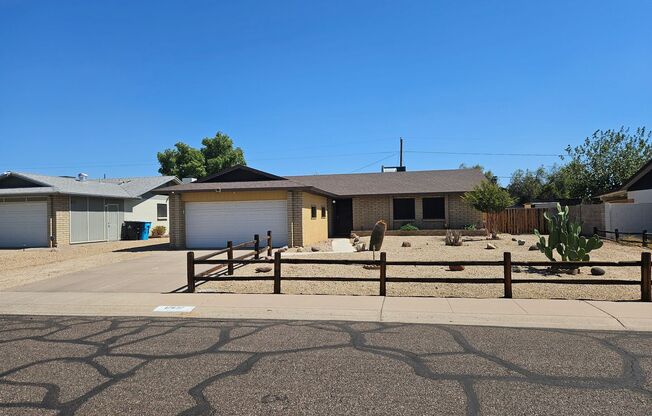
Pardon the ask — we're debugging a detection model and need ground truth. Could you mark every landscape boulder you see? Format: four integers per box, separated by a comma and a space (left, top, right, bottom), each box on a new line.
517, 240, 526, 246
311, 246, 321, 252
529, 245, 538, 251
512, 266, 523, 273
401, 241, 411, 247
486, 243, 497, 250
296, 247, 304, 253
255, 266, 272, 273
591, 267, 606, 276
355, 243, 366, 252
448, 265, 465, 271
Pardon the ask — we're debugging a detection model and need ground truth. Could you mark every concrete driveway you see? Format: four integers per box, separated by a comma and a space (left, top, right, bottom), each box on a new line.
7, 250, 247, 293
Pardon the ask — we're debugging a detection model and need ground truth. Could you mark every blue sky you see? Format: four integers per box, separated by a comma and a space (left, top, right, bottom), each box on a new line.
1, 1, 650, 183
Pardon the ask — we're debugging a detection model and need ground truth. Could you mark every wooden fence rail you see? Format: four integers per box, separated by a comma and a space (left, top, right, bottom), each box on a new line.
594, 227, 649, 247
188, 250, 652, 302
186, 231, 272, 292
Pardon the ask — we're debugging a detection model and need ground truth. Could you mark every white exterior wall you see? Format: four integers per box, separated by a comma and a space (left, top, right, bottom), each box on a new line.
124, 193, 170, 234
628, 189, 652, 204
605, 202, 652, 233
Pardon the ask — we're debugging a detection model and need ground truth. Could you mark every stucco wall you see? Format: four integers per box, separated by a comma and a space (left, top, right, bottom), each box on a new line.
124, 193, 170, 232
629, 189, 652, 204
301, 192, 329, 246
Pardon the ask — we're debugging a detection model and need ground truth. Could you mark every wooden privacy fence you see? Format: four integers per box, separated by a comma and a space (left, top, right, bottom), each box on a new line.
594, 227, 649, 247
485, 208, 549, 235
186, 231, 273, 292
187, 250, 652, 302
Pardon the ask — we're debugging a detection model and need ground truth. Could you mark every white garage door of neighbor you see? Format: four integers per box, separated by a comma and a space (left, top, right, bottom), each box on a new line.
185, 200, 288, 249
0, 201, 48, 248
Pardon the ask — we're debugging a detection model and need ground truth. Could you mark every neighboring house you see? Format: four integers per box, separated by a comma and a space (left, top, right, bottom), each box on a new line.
599, 158, 652, 232
0, 172, 179, 248
158, 165, 485, 249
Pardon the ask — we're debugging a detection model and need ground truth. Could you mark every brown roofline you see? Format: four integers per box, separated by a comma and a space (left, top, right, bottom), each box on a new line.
157, 185, 337, 198
196, 165, 285, 183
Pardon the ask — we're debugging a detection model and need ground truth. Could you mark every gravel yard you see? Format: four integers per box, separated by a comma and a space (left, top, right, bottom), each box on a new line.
199, 235, 651, 301
0, 238, 169, 291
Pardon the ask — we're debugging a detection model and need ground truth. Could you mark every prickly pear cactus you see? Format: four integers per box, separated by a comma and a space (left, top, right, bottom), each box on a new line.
534, 203, 603, 261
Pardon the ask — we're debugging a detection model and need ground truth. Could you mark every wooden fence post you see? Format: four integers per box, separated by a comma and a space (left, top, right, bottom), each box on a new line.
642, 252, 651, 302
615, 229, 619, 242
267, 230, 273, 257
643, 230, 648, 248
227, 241, 234, 275
379, 252, 387, 296
187, 251, 195, 293
254, 234, 260, 259
503, 251, 512, 298
274, 251, 282, 294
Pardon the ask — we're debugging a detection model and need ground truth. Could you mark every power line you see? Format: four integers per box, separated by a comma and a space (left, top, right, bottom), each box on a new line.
350, 153, 399, 173
405, 150, 562, 157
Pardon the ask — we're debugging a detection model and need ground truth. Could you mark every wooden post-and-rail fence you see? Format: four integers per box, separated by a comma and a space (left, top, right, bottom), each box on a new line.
594, 227, 650, 247
186, 231, 273, 293
188, 250, 652, 302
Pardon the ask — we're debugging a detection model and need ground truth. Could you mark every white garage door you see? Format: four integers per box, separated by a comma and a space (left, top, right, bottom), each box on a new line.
185, 200, 288, 249
0, 201, 48, 248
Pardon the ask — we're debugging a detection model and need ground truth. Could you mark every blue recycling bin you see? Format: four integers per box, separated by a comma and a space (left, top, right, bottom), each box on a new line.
139, 222, 152, 240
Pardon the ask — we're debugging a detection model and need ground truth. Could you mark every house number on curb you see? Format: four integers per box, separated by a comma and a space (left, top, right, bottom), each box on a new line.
153, 306, 195, 313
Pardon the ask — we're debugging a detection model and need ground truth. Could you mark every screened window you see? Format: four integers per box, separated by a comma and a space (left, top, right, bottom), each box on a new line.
321, 206, 326, 218
423, 197, 445, 220
311, 206, 317, 219
393, 198, 415, 220
157, 203, 167, 220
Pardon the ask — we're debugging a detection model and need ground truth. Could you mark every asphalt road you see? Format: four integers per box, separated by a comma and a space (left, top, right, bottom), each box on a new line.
0, 315, 651, 415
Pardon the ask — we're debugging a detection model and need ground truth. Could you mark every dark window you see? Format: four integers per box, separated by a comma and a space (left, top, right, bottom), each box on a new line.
393, 198, 415, 220
423, 197, 445, 219
321, 206, 326, 218
311, 206, 317, 219
157, 203, 167, 220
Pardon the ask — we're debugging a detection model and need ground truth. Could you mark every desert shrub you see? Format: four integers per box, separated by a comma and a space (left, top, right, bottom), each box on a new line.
400, 223, 419, 231
464, 224, 477, 230
445, 230, 463, 246
151, 225, 167, 237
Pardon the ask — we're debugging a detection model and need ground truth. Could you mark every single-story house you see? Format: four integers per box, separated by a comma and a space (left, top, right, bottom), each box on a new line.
158, 165, 485, 249
0, 172, 179, 248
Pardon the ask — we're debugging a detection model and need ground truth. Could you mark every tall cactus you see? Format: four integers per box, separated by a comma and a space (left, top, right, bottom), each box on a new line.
369, 220, 387, 251
534, 203, 603, 261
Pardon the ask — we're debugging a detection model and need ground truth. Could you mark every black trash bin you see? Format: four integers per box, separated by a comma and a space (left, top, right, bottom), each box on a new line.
122, 221, 144, 240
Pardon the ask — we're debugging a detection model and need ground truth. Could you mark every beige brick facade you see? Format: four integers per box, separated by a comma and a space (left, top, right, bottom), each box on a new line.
351, 193, 482, 231
51, 195, 70, 246
352, 196, 391, 230
169, 193, 185, 249
287, 191, 303, 247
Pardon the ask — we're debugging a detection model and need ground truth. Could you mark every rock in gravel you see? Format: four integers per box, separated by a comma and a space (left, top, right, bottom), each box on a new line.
296, 247, 304, 252
517, 239, 526, 246
353, 237, 360, 243
311, 246, 321, 252
350, 233, 359, 239
448, 265, 465, 271
255, 266, 272, 273
512, 266, 522, 273
529, 245, 539, 251
512, 237, 517, 241
401, 241, 411, 247
355, 243, 366, 252
591, 267, 606, 276
363, 264, 380, 270
486, 243, 497, 250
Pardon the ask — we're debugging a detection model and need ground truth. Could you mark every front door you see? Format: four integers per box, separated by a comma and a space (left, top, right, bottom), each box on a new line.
106, 204, 120, 241
333, 198, 353, 237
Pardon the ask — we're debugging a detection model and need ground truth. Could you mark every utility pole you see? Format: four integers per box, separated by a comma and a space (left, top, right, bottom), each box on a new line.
399, 137, 404, 168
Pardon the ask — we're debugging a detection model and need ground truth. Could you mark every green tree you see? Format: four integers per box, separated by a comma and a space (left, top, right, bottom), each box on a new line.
462, 181, 516, 238
157, 131, 246, 178
562, 127, 652, 200
157, 142, 206, 178
201, 131, 246, 174
507, 167, 547, 204
459, 163, 498, 184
